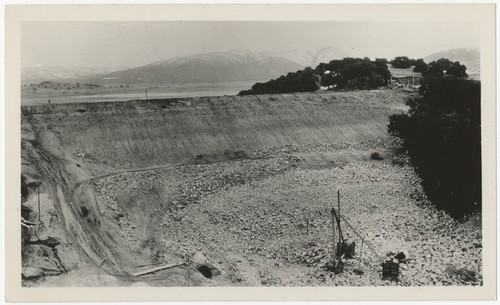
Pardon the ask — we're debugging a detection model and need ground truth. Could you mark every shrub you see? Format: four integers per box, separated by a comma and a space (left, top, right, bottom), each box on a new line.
370, 152, 384, 160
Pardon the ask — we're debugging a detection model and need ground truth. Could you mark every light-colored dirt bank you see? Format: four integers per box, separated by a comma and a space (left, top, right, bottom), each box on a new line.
20, 89, 481, 287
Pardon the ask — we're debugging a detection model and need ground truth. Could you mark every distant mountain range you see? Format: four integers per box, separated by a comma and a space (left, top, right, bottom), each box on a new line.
21, 66, 129, 84
261, 46, 363, 68
22, 47, 480, 85
99, 50, 302, 84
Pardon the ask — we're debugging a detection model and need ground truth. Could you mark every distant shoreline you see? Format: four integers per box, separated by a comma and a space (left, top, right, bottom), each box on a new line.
21, 81, 257, 106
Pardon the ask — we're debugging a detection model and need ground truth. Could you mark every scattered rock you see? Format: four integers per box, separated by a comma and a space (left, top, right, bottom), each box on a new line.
89, 139, 481, 287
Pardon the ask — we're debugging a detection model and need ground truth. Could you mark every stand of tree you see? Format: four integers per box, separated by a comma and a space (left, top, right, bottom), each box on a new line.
388, 62, 480, 218
422, 58, 468, 78
391, 56, 414, 69
238, 57, 391, 96
238, 55, 470, 96
317, 57, 391, 90
238, 67, 319, 95
391, 56, 430, 72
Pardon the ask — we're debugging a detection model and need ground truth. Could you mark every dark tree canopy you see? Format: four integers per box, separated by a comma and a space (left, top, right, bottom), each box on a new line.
422, 58, 468, 78
239, 57, 391, 95
412, 59, 428, 72
388, 60, 480, 218
316, 57, 391, 90
391, 56, 413, 68
238, 67, 320, 95
238, 55, 469, 96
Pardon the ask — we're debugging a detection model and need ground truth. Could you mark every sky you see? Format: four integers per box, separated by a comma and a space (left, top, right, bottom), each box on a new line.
22, 21, 480, 68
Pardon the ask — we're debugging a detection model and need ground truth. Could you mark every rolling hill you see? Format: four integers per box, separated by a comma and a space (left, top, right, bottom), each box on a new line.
100, 50, 303, 84
21, 66, 129, 84
424, 48, 480, 74
262, 46, 362, 68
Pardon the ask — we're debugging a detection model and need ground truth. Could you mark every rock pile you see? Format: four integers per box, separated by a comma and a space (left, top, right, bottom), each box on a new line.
91, 140, 482, 287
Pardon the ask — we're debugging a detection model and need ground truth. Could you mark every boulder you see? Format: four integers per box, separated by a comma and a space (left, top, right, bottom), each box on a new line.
191, 251, 221, 279
192, 251, 208, 265
22, 267, 44, 279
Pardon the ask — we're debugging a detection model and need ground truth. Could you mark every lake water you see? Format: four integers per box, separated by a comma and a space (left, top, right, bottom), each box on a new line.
21, 81, 257, 105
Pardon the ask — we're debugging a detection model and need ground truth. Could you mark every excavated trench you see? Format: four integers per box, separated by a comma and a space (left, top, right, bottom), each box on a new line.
22, 90, 460, 287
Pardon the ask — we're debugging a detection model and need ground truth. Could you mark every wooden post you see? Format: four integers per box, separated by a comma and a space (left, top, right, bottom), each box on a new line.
37, 184, 41, 223
132, 262, 185, 277
331, 207, 336, 264
357, 240, 364, 271
337, 190, 341, 246
145, 90, 149, 101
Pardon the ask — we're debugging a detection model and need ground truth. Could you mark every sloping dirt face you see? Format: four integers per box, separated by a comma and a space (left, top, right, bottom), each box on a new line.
21, 90, 410, 175
20, 90, 481, 287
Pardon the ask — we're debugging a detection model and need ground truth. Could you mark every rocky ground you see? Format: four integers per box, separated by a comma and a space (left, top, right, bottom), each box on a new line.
91, 137, 482, 287
22, 89, 482, 287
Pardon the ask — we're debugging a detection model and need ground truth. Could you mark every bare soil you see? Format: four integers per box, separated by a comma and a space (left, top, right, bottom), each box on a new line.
20, 89, 481, 287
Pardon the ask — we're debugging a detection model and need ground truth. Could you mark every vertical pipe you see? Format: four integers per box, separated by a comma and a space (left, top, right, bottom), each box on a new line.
331, 208, 336, 264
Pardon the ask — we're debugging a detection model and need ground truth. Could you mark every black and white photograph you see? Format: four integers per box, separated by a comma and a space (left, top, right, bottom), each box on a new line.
4, 3, 496, 302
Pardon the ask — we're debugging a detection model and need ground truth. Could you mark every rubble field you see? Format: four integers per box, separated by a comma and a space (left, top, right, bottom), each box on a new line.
91, 139, 482, 287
